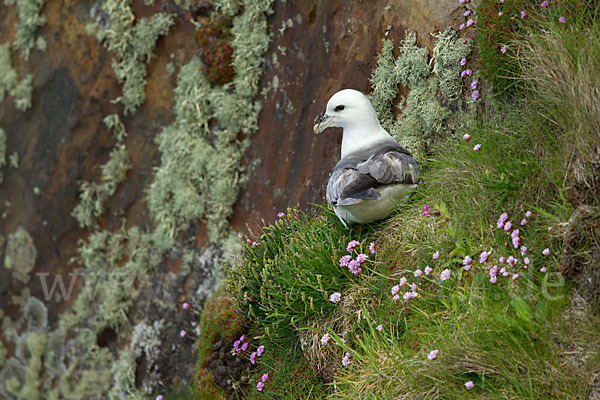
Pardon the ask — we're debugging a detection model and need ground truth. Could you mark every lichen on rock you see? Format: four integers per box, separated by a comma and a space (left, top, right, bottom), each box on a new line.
87, 0, 174, 114
72, 114, 131, 229
3, 227, 37, 284
8, 0, 47, 61
368, 30, 473, 158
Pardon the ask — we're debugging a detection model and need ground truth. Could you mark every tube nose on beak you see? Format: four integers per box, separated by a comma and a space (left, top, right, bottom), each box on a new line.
314, 113, 334, 134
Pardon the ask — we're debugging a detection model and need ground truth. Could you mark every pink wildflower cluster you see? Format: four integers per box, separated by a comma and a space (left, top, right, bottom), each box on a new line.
342, 352, 352, 367
340, 240, 369, 274
484, 210, 552, 282
233, 335, 249, 353
250, 345, 266, 365
246, 238, 258, 247
256, 373, 269, 391
329, 292, 341, 303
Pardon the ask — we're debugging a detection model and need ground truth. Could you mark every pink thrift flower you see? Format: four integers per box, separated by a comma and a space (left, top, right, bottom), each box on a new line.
277, 212, 285, 218
257, 382, 265, 391
180, 330, 187, 338
241, 342, 248, 351
512, 273, 519, 280
459, 0, 466, 3
376, 324, 383, 332
521, 10, 527, 19
410, 283, 418, 291
463, 133, 471, 141
525, 210, 533, 218
356, 253, 368, 264
261, 373, 269, 382
414, 269, 423, 277
182, 302, 190, 310
369, 242, 376, 253
233, 340, 241, 351
339, 255, 352, 267
400, 277, 408, 286
489, 265, 498, 277
471, 80, 479, 90
257, 345, 265, 356
428, 349, 439, 360
473, 143, 481, 151
239, 335, 246, 342
521, 246, 528, 256
250, 352, 257, 364
346, 240, 360, 253
348, 259, 362, 274
392, 294, 400, 301
157, 396, 164, 400
459, 23, 466, 30
520, 218, 528, 226
504, 221, 513, 231
524, 257, 531, 265
543, 248, 550, 256
490, 275, 497, 284
464, 10, 471, 17
460, 57, 467, 66
512, 236, 521, 248
540, 267, 547, 273
464, 264, 472, 271
433, 251, 440, 260
497, 213, 509, 228
479, 251, 489, 264
466, 18, 475, 27
463, 255, 473, 266
403, 291, 415, 300
330, 292, 341, 303
499, 256, 506, 264
501, 46, 507, 54
424, 265, 433, 275
420, 204, 430, 216
498, 11, 503, 16
342, 353, 351, 367
500, 267, 509, 276
541, 1, 549, 7
391, 285, 400, 296
465, 381, 474, 390
321, 333, 331, 345
559, 16, 565, 23
441, 269, 451, 281
251, 241, 258, 247
246, 238, 252, 243
507, 256, 517, 267
472, 90, 480, 101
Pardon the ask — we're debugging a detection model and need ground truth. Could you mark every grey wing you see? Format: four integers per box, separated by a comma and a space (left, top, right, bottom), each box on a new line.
326, 151, 420, 206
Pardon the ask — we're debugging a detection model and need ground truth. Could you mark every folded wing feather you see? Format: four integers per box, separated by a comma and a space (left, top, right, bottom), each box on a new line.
326, 143, 420, 207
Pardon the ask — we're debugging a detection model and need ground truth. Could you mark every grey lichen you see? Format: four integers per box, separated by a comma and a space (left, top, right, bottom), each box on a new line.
23, 297, 47, 333
148, 0, 273, 247
369, 39, 399, 131
0, 44, 19, 102
72, 114, 131, 229
11, 74, 33, 111
0, 44, 32, 111
368, 30, 473, 158
10, 0, 47, 60
3, 227, 37, 284
88, 1, 174, 114
431, 28, 472, 100
0, 127, 6, 184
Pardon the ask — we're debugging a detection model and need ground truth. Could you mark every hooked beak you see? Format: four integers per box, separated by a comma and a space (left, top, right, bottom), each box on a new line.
313, 113, 335, 134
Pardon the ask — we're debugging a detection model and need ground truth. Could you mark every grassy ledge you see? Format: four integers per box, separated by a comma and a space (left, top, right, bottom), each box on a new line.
196, 0, 600, 398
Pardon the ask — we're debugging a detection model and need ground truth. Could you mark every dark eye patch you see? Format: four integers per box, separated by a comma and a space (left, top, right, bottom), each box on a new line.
334, 105, 345, 112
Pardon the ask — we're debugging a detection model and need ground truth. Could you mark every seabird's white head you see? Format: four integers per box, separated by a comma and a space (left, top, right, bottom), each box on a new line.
314, 89, 393, 158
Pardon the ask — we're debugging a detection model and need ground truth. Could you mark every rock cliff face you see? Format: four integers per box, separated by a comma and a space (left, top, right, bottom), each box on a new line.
0, 0, 462, 396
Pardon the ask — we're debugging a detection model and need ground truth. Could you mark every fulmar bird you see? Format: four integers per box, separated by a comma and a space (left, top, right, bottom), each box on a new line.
314, 89, 420, 227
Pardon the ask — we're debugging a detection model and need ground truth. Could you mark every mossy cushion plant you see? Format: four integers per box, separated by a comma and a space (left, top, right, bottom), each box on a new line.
229, 207, 377, 337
